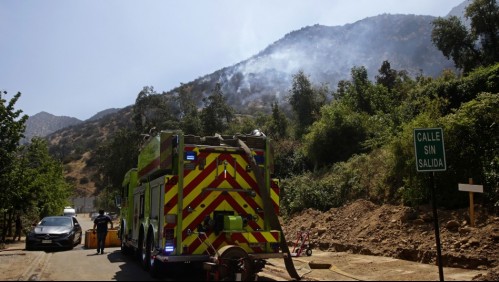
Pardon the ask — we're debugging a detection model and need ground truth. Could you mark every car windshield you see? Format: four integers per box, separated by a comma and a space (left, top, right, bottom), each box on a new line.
40, 217, 72, 227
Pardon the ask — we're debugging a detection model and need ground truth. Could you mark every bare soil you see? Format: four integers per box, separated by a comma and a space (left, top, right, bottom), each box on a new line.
280, 199, 499, 281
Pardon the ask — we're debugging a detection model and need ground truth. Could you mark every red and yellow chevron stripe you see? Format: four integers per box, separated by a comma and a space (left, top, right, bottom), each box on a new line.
163, 144, 280, 255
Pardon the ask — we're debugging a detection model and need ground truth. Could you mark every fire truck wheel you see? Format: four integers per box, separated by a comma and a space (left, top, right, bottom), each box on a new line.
142, 231, 152, 271
138, 229, 146, 268
120, 241, 129, 255
217, 245, 255, 281
144, 231, 154, 271
150, 257, 164, 279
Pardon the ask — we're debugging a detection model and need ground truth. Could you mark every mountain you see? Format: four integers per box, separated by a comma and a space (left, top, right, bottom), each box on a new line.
22, 108, 121, 143
22, 111, 82, 143
86, 108, 121, 122
447, 0, 472, 26
169, 13, 456, 114
45, 3, 467, 196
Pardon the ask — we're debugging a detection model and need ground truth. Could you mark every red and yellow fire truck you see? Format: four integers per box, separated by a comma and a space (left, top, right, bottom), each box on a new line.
118, 130, 298, 280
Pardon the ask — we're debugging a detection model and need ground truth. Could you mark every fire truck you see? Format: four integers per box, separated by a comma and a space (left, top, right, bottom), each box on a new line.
118, 130, 299, 280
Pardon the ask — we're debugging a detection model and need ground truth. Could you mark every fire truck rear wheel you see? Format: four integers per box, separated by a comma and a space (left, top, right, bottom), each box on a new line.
150, 257, 164, 279
144, 230, 154, 271
120, 236, 132, 255
217, 245, 255, 281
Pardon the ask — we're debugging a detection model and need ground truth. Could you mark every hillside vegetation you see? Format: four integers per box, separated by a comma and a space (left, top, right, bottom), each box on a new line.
45, 62, 499, 216
1, 0, 497, 244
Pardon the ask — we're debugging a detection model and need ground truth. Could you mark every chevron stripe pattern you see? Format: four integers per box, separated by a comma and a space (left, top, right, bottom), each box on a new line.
163, 144, 280, 255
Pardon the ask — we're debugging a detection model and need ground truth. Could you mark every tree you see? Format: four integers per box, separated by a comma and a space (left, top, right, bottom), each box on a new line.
178, 84, 202, 135
1, 137, 72, 241
431, 0, 499, 73
267, 101, 288, 140
431, 16, 479, 73
466, 0, 499, 64
334, 66, 378, 115
0, 91, 28, 178
200, 83, 234, 135
441, 93, 499, 208
133, 86, 181, 134
376, 61, 398, 91
0, 91, 28, 240
303, 102, 369, 169
21, 138, 72, 218
288, 71, 328, 139
94, 128, 140, 192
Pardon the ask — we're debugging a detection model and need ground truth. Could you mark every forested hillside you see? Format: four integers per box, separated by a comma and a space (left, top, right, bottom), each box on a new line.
1, 0, 497, 243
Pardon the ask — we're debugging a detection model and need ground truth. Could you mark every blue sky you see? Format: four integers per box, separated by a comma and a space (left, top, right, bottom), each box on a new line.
1, 0, 465, 120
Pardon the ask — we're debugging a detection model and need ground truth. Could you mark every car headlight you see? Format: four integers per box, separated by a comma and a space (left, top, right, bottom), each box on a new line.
63, 231, 74, 236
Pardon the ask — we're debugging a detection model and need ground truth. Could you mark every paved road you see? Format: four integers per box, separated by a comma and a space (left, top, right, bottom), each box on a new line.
0, 214, 165, 281
0, 213, 488, 281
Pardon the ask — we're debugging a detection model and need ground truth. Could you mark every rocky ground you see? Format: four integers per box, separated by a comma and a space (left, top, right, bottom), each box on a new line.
280, 199, 499, 281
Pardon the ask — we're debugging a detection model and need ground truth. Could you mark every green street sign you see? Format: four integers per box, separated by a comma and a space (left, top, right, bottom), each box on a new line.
414, 128, 446, 172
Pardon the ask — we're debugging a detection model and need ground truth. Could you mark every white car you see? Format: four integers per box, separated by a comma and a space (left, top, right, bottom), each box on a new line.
63, 207, 77, 217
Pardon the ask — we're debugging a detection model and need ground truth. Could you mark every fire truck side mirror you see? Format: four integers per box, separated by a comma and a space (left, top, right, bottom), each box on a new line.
115, 196, 122, 209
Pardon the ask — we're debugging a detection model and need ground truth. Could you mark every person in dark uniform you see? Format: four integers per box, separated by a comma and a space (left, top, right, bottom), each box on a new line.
92, 209, 113, 254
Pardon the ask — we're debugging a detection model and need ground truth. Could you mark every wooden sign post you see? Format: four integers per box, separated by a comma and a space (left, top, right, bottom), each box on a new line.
458, 178, 484, 227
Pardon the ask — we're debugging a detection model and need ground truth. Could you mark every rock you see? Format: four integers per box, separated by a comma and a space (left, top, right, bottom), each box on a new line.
446, 220, 460, 230
413, 219, 425, 225
309, 260, 332, 269
468, 239, 480, 247
459, 226, 474, 234
317, 228, 327, 235
421, 214, 433, 222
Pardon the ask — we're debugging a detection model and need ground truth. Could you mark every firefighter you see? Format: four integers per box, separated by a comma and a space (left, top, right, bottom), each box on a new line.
92, 209, 113, 254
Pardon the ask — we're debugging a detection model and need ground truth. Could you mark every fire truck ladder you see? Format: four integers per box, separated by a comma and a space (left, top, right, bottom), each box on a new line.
238, 138, 301, 280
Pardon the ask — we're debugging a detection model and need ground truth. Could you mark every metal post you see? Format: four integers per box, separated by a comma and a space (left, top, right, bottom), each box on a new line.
431, 172, 444, 281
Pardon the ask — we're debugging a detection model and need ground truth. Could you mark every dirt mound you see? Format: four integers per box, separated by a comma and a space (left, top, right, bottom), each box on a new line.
281, 199, 499, 280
